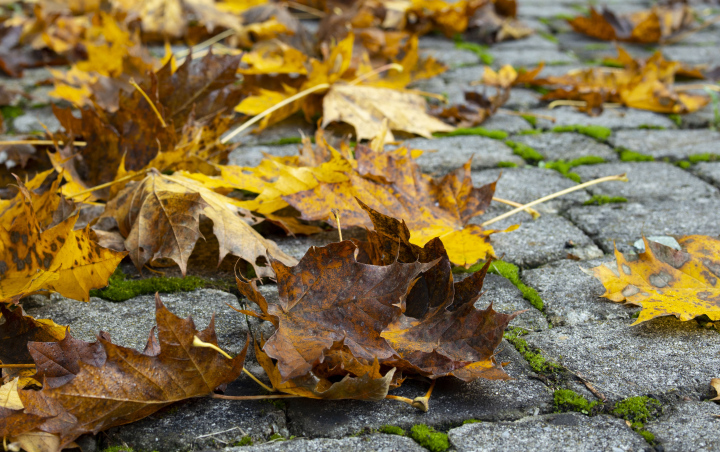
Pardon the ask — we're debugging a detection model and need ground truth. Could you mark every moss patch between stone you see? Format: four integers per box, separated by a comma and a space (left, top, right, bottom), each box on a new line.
505, 140, 544, 163
409, 425, 450, 452
612, 396, 661, 445
583, 194, 627, 206
90, 269, 219, 302
553, 389, 598, 414
552, 125, 612, 142
504, 327, 562, 374
454, 41, 494, 65
379, 425, 406, 436
454, 260, 544, 311
617, 147, 654, 162
436, 127, 508, 140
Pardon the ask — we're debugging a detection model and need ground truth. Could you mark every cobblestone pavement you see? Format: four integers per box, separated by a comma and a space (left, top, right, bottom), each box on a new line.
9, 0, 720, 451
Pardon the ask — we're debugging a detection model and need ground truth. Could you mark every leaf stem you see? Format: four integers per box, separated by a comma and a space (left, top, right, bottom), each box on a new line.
193, 336, 275, 393
0, 140, 86, 147
175, 29, 236, 59
66, 170, 145, 199
349, 63, 404, 86
129, 78, 167, 128
332, 209, 343, 241
242, 367, 275, 393
481, 173, 628, 227
221, 83, 331, 144
492, 197, 540, 219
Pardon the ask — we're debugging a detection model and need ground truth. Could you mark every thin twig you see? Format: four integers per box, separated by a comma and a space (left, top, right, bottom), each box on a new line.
286, 1, 326, 17
221, 83, 330, 144
547, 100, 622, 109
569, 369, 607, 402
0, 140, 86, 147
332, 209, 343, 241
481, 174, 628, 227
195, 426, 247, 440
175, 29, 236, 59
492, 197, 541, 219
497, 108, 556, 122
66, 171, 145, 199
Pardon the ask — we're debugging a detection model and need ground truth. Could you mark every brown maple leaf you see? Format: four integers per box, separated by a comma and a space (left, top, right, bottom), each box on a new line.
8, 295, 247, 449
568, 5, 693, 43
99, 170, 296, 276
0, 306, 67, 366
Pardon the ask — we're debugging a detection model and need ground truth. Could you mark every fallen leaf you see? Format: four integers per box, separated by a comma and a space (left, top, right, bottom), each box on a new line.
100, 170, 296, 276
568, 5, 693, 43
14, 295, 248, 449
590, 236, 720, 324
321, 83, 454, 142
0, 305, 67, 366
711, 378, 720, 401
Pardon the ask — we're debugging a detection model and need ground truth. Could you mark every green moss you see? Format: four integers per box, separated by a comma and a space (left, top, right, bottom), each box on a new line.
638, 125, 665, 130
551, 125, 612, 142
583, 43, 611, 50
688, 153, 720, 163
553, 389, 598, 414
0, 105, 23, 120
518, 129, 542, 135
455, 42, 494, 65
265, 137, 303, 145
504, 327, 561, 373
613, 396, 661, 427
268, 433, 286, 442
497, 161, 518, 168
618, 148, 654, 162
462, 419, 482, 424
491, 260, 544, 311
668, 113, 683, 127
638, 430, 655, 443
102, 447, 135, 452
521, 115, 538, 127
676, 160, 691, 169
538, 31, 558, 43
89, 269, 212, 302
379, 425, 406, 436
234, 436, 253, 446
505, 140, 544, 163
543, 156, 605, 182
409, 425, 449, 452
436, 127, 508, 140
600, 59, 626, 69
583, 195, 627, 206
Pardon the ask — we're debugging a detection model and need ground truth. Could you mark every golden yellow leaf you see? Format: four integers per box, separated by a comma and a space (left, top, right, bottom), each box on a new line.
239, 40, 308, 75
321, 83, 454, 142
590, 236, 720, 325
0, 378, 23, 410
711, 378, 720, 401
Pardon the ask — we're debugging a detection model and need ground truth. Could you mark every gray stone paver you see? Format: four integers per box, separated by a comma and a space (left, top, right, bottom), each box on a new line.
608, 129, 720, 161
524, 317, 720, 401
11, 4, 720, 451
447, 413, 649, 452
645, 402, 720, 452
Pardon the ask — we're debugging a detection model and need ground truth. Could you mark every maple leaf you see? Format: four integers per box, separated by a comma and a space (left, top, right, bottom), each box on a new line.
237, 240, 437, 381
519, 48, 709, 115
590, 236, 720, 325
50, 52, 243, 198
100, 170, 296, 276
8, 295, 248, 450
568, 5, 693, 44
0, 23, 66, 77
0, 306, 67, 366
355, 202, 518, 380
283, 144, 510, 266
0, 176, 125, 304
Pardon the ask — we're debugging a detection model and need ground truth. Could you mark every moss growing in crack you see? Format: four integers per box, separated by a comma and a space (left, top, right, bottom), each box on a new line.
463, 419, 482, 424
454, 41, 494, 65
234, 436, 253, 446
668, 113, 682, 127
583, 194, 627, 206
89, 269, 214, 302
618, 148, 654, 162
518, 128, 542, 135
268, 433, 286, 442
497, 161, 518, 168
265, 137, 303, 145
553, 389, 598, 414
544, 155, 605, 181
552, 125, 612, 142
409, 425, 449, 452
453, 260, 544, 311
521, 115, 538, 127
436, 127, 508, 140
676, 160, 691, 169
638, 124, 665, 130
612, 396, 661, 444
504, 327, 561, 373
379, 425, 406, 436
505, 140, 544, 163
688, 153, 720, 163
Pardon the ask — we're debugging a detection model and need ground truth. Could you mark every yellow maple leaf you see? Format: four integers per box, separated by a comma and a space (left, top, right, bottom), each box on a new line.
590, 236, 720, 325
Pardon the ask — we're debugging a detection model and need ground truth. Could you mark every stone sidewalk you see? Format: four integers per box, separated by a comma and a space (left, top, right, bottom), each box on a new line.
8, 0, 720, 451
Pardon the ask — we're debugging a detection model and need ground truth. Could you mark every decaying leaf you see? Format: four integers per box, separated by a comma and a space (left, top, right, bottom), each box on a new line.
4, 295, 247, 450
0, 176, 125, 304
100, 170, 296, 276
711, 378, 720, 401
518, 48, 709, 115
0, 306, 67, 366
590, 236, 720, 324
568, 5, 694, 43
236, 203, 517, 401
